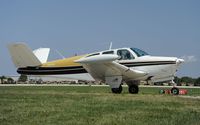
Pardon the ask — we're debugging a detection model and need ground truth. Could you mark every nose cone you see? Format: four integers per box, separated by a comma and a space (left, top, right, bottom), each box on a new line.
176, 58, 185, 65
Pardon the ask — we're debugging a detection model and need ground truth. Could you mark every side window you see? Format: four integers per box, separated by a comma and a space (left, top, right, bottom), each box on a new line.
86, 53, 100, 57
102, 51, 114, 54
117, 49, 134, 60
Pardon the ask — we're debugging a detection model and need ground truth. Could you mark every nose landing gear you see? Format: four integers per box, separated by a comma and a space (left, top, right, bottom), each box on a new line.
171, 87, 179, 95
159, 87, 187, 95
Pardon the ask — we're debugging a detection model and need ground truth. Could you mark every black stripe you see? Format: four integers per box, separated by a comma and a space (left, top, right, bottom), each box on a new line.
120, 61, 176, 65
17, 69, 87, 75
120, 61, 176, 67
23, 66, 84, 70
17, 61, 176, 75
17, 66, 87, 75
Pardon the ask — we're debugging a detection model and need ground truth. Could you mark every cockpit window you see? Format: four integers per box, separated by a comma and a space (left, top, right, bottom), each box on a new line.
102, 51, 114, 54
86, 53, 100, 57
130, 48, 149, 57
117, 49, 134, 60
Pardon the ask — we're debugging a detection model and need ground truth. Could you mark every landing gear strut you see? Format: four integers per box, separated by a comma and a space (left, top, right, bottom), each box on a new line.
111, 85, 122, 94
128, 84, 139, 94
171, 80, 180, 95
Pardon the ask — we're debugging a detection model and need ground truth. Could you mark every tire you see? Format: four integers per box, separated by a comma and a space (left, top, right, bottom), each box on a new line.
128, 84, 139, 94
171, 87, 179, 95
111, 85, 122, 94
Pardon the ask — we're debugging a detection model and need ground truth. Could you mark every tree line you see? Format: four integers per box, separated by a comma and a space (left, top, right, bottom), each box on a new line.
174, 76, 200, 86
0, 75, 200, 86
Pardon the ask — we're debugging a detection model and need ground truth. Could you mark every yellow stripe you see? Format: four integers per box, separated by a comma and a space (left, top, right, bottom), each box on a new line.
41, 55, 85, 67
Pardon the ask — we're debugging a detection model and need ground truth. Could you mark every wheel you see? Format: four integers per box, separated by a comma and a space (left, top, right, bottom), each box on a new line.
128, 84, 139, 94
111, 85, 122, 94
171, 87, 179, 95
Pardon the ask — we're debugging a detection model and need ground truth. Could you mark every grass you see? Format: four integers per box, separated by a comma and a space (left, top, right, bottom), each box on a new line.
0, 86, 200, 125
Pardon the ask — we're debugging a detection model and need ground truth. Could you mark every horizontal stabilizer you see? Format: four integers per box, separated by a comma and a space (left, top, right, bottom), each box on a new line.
33, 48, 50, 63
8, 43, 42, 68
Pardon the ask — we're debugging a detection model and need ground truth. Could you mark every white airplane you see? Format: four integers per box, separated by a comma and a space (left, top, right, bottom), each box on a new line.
8, 43, 184, 94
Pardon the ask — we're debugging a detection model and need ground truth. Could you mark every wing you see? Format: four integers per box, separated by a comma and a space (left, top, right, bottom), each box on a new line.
75, 55, 148, 83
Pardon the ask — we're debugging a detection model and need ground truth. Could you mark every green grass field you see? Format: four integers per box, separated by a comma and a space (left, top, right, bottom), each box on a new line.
0, 86, 200, 125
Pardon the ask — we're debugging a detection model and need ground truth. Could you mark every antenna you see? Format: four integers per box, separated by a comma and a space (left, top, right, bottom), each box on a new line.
55, 49, 65, 59
109, 42, 112, 50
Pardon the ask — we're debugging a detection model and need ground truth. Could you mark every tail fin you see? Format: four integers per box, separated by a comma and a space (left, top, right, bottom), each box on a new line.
8, 43, 42, 68
33, 48, 50, 63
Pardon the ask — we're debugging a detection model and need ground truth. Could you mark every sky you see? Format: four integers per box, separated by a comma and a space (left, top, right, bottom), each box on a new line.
0, 0, 199, 77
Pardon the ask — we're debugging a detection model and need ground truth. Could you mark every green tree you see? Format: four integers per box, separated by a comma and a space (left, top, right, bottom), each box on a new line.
194, 77, 200, 86
174, 76, 182, 85
7, 77, 14, 84
180, 76, 195, 85
0, 76, 7, 84
18, 75, 28, 82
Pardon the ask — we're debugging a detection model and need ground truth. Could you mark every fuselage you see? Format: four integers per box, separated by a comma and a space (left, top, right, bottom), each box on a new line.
17, 47, 184, 83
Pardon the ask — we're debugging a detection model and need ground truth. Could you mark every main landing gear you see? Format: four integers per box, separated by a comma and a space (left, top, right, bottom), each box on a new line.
128, 84, 139, 94
107, 76, 140, 94
111, 82, 139, 94
111, 85, 122, 94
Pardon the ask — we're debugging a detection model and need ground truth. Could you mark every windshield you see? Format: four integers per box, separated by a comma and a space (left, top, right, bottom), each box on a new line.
130, 48, 149, 57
